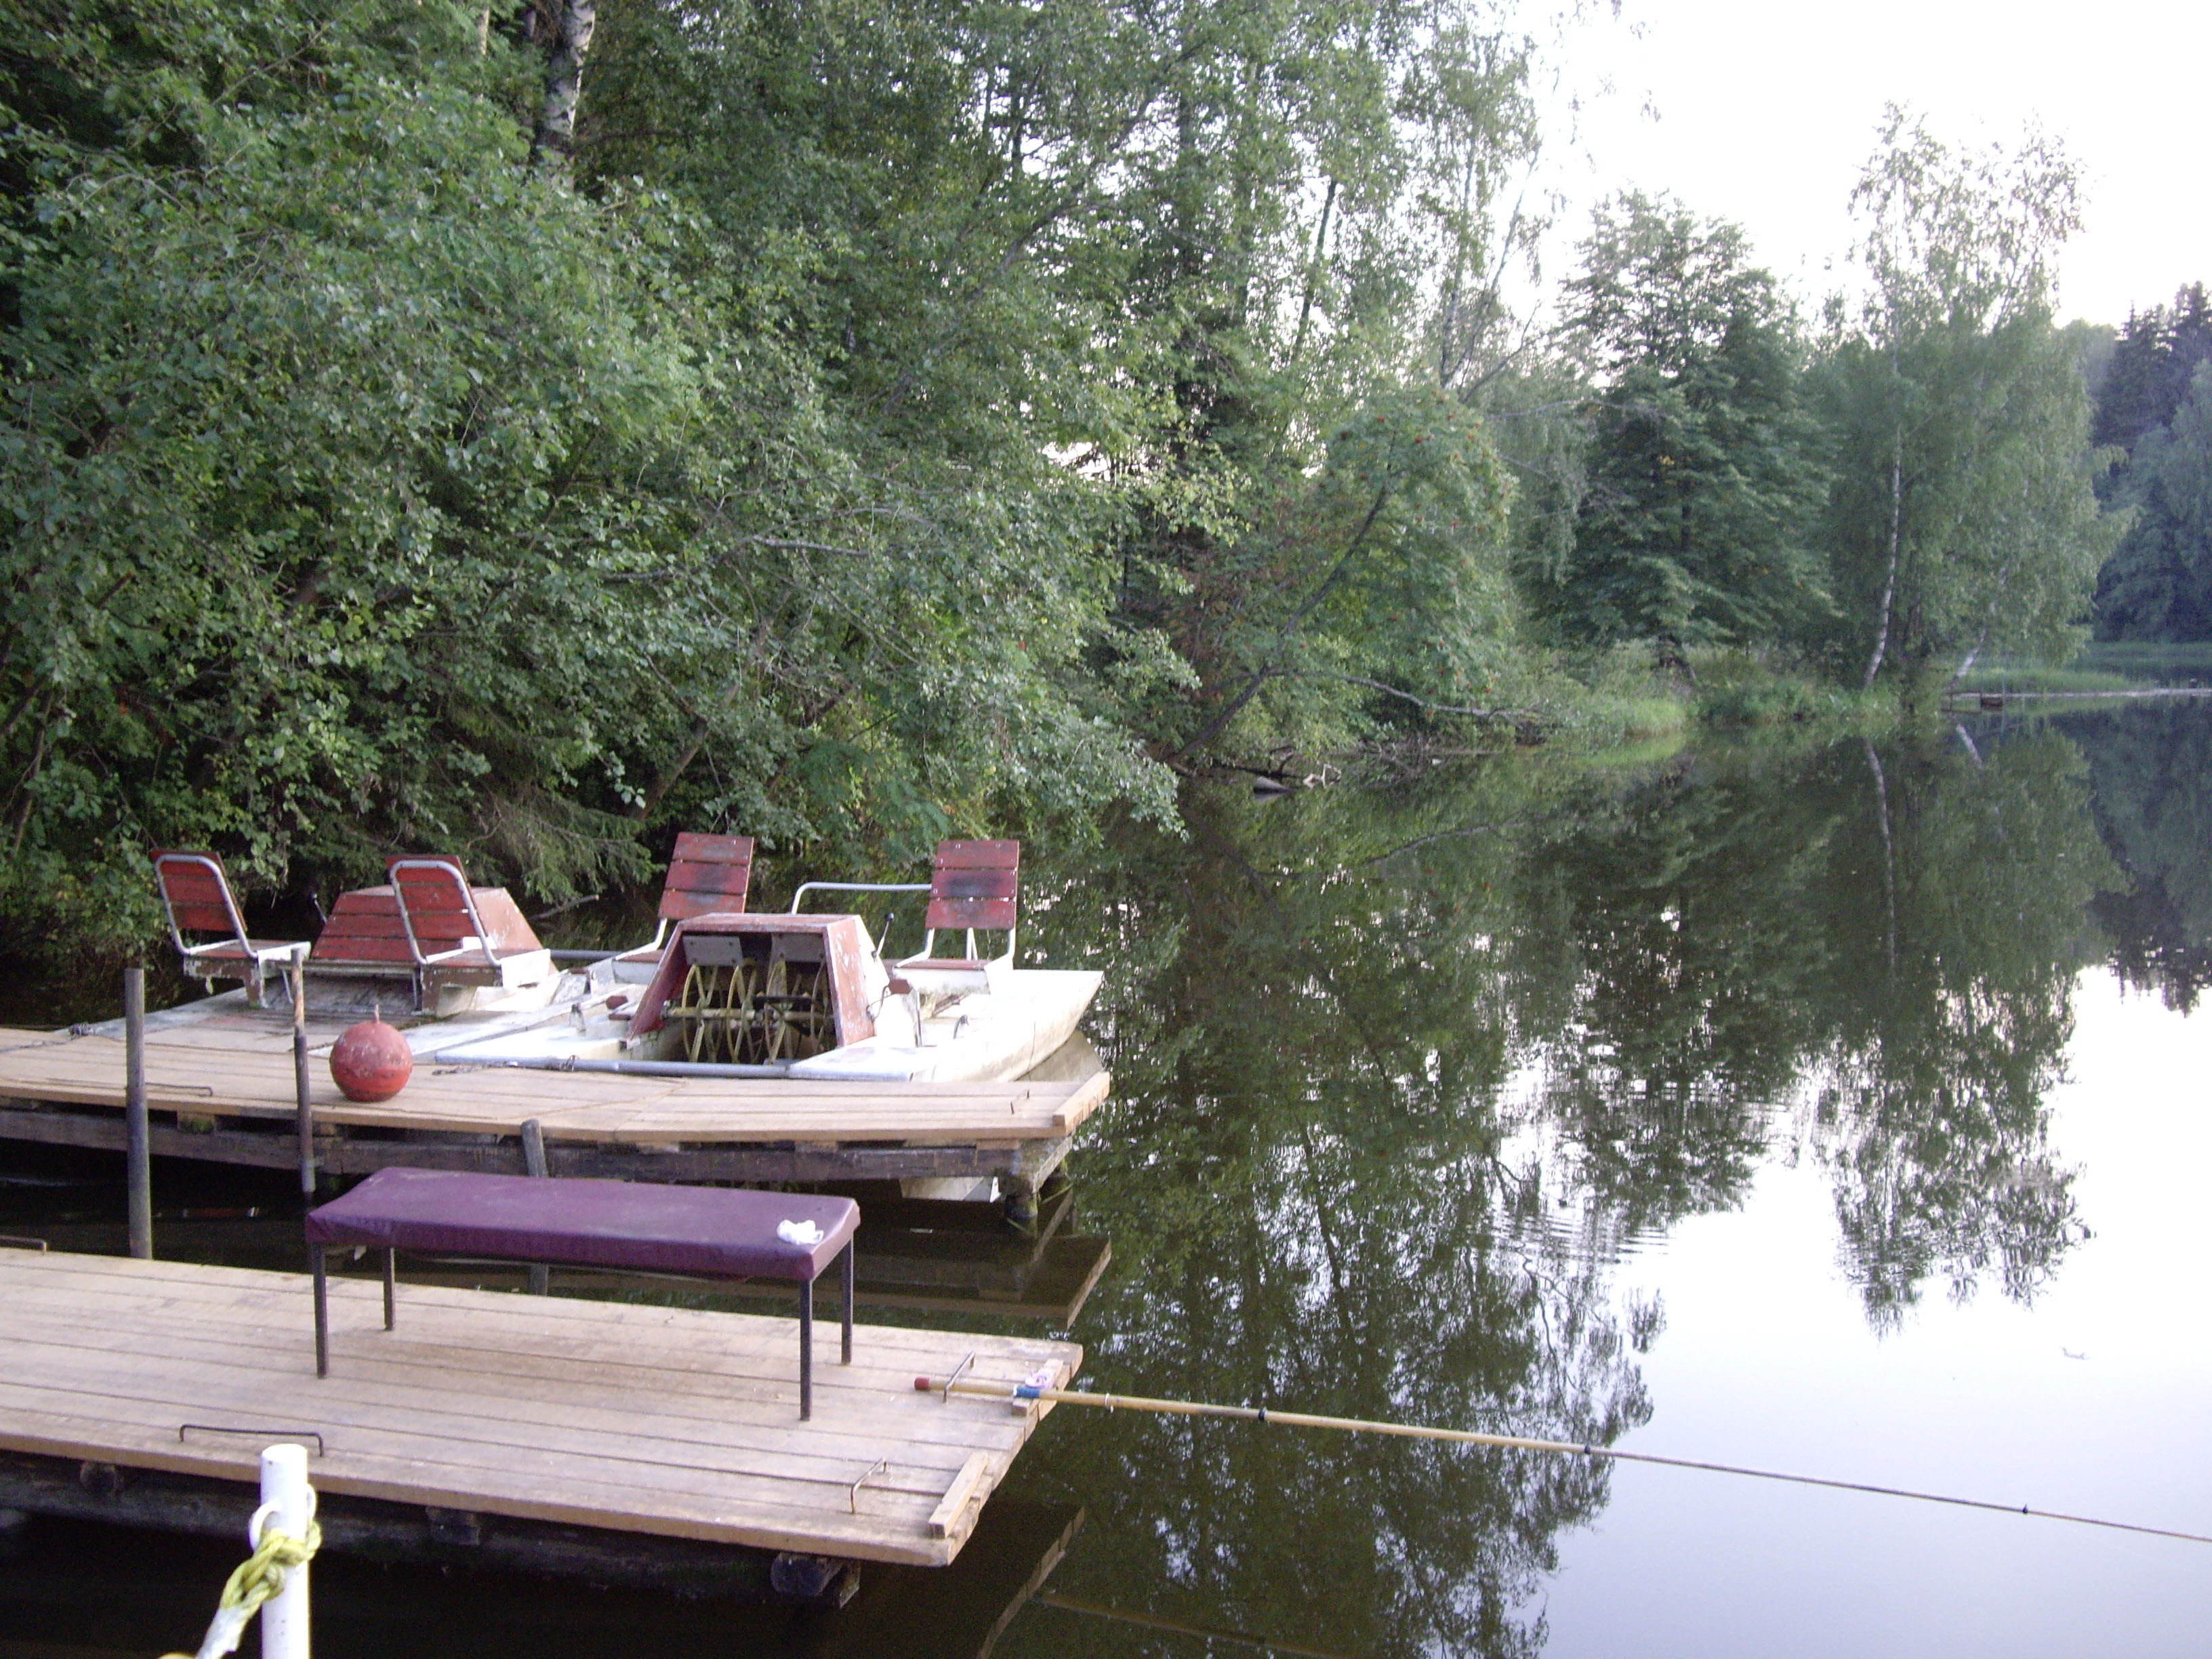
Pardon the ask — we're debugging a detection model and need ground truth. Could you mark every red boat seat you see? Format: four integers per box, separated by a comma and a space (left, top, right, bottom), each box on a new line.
150, 850, 306, 1008
616, 832, 756, 969
309, 857, 552, 1008
895, 839, 1019, 996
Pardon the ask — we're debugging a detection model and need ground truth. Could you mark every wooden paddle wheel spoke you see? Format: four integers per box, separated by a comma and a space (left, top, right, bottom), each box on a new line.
727, 958, 760, 1065
678, 963, 712, 1063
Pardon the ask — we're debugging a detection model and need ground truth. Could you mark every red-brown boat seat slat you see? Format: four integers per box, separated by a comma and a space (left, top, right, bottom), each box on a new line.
672, 832, 752, 867
926, 894, 1019, 930
933, 840, 1019, 869
159, 871, 231, 909
923, 839, 1019, 934
388, 857, 474, 914
665, 859, 752, 895
392, 886, 474, 913
319, 940, 417, 964
314, 889, 428, 966
659, 833, 754, 923
167, 903, 239, 934
662, 893, 752, 924
316, 912, 410, 939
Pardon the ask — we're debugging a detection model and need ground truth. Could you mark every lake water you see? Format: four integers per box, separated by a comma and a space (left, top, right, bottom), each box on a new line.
1, 703, 2207, 1656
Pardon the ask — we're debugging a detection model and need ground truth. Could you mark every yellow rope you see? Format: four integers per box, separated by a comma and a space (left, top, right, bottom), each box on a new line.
160, 1520, 321, 1659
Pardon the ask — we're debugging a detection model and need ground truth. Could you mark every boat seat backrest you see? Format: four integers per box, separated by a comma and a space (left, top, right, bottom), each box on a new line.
152, 850, 251, 949
150, 848, 306, 1006
903, 839, 1021, 970
385, 855, 496, 964
922, 840, 1020, 935
660, 832, 756, 923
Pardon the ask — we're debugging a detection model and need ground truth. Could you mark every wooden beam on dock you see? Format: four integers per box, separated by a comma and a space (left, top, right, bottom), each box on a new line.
0, 1251, 1077, 1568
0, 1029, 1107, 1196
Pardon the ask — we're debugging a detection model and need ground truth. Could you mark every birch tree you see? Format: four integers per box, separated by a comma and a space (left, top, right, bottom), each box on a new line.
1818, 109, 2113, 696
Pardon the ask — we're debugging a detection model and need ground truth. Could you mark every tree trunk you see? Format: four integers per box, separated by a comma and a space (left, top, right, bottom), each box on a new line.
531, 0, 596, 164
1289, 178, 1337, 367
1861, 430, 1903, 691
1863, 739, 1898, 973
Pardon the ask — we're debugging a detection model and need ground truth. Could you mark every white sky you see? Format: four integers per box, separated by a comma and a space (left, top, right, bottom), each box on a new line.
1525, 0, 2211, 329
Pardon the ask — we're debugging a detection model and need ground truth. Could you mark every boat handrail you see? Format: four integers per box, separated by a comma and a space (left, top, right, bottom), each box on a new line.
787, 880, 930, 914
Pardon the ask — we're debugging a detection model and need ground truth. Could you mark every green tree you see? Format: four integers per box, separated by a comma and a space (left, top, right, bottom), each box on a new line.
1816, 109, 2116, 697
2096, 360, 2212, 639
1535, 192, 1827, 661
2090, 284, 2212, 455
0, 0, 1177, 949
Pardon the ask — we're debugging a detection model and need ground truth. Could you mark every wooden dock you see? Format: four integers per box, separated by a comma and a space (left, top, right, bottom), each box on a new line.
0, 1250, 1078, 1568
0, 1023, 1108, 1202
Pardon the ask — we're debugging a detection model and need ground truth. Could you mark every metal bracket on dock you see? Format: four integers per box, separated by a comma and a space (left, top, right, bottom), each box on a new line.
940, 1351, 976, 1404
847, 1458, 889, 1515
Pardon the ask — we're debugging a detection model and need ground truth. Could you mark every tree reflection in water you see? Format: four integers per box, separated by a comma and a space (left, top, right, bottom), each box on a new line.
1006, 710, 2194, 1657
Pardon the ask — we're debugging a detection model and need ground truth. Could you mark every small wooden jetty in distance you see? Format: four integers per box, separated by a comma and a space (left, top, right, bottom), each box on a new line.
0, 1018, 1108, 1211
0, 1250, 1078, 1572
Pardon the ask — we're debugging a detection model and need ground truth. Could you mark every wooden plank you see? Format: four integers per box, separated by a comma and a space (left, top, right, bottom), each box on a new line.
0, 1252, 1075, 1565
928, 1452, 993, 1538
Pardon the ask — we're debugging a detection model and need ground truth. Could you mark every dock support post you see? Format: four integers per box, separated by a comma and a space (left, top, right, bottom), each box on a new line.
290, 947, 314, 1198
311, 1246, 329, 1378
258, 1443, 314, 1659
798, 1279, 813, 1421
841, 1242, 854, 1366
521, 1120, 550, 1295
123, 967, 150, 1261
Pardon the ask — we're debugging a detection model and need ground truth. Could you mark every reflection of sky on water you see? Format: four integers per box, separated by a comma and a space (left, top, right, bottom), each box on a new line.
1544, 966, 2212, 1658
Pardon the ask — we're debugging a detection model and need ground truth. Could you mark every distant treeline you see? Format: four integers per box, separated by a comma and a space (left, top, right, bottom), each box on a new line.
2085, 285, 2212, 640
0, 0, 2148, 943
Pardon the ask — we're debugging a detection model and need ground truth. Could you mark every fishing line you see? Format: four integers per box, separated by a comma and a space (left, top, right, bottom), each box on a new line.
916, 1375, 2212, 1547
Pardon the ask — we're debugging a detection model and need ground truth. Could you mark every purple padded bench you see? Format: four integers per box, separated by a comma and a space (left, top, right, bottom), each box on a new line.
305, 1168, 860, 1418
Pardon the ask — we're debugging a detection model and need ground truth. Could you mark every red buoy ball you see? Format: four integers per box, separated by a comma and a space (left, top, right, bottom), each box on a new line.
329, 1018, 413, 1102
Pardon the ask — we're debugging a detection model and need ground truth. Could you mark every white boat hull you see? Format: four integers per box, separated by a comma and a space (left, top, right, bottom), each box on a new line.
787, 969, 1103, 1084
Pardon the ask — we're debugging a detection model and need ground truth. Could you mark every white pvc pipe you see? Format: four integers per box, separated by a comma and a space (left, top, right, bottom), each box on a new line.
258, 1444, 313, 1659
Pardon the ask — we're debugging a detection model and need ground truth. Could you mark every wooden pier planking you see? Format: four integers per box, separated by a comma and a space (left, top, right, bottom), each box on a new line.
0, 1028, 1107, 1146
0, 1252, 1077, 1567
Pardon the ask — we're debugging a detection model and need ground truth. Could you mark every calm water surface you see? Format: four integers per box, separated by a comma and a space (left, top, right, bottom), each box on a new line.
992, 701, 2212, 1658
3, 703, 2209, 1656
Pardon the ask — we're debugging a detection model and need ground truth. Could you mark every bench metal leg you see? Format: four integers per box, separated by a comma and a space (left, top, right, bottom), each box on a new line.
384, 1247, 396, 1330
798, 1279, 814, 1421
312, 1244, 329, 1378
840, 1241, 855, 1365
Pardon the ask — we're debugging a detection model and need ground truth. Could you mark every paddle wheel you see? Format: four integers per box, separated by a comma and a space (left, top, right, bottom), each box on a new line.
665, 934, 836, 1064
631, 914, 878, 1064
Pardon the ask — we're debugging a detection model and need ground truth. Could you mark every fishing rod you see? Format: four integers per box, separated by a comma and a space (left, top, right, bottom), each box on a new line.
914, 1374, 2212, 1548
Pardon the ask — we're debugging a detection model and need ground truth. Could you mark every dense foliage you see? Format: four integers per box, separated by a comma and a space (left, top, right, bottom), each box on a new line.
0, 6, 2148, 943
